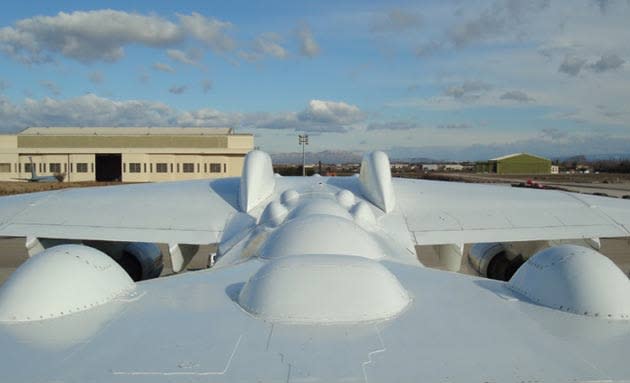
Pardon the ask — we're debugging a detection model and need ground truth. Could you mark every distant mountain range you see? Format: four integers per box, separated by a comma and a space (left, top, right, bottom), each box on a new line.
271, 150, 364, 164
270, 149, 630, 165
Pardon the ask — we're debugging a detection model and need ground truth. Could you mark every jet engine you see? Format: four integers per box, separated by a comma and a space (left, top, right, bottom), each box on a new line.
83, 241, 163, 281
468, 243, 525, 281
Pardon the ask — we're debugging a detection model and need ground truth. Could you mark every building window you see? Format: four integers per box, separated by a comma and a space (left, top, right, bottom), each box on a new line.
0, 163, 10, 173
24, 163, 32, 172
156, 163, 168, 173
76, 163, 88, 173
129, 163, 141, 173
91, 163, 94, 173
177, 163, 180, 173
183, 163, 194, 173
204, 163, 207, 173
63, 163, 67, 173
122, 163, 126, 173
143, 163, 147, 173
196, 163, 200, 173
223, 163, 227, 173
170, 163, 173, 173
150, 163, 153, 173
49, 163, 61, 173
210, 163, 221, 173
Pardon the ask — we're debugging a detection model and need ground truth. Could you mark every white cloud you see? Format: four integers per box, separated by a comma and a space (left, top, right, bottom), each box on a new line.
590, 53, 625, 72
153, 62, 175, 73
443, 80, 492, 100
0, 10, 182, 63
297, 99, 362, 125
253, 33, 288, 59
166, 48, 203, 65
177, 12, 234, 52
176, 108, 241, 127
500, 90, 534, 102
0, 94, 173, 131
558, 55, 588, 76
297, 24, 320, 57
0, 95, 362, 135
448, 0, 550, 48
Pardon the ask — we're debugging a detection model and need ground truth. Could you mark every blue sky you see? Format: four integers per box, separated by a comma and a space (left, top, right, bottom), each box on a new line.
0, 0, 629, 159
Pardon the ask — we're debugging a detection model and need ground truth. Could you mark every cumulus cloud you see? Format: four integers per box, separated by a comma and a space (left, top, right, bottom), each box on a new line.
590, 53, 625, 72
558, 55, 588, 76
559, 53, 625, 76
153, 62, 175, 73
500, 90, 534, 102
437, 123, 473, 129
448, 0, 550, 48
166, 48, 203, 65
370, 8, 423, 33
168, 85, 187, 94
297, 99, 362, 125
253, 33, 288, 59
253, 99, 363, 133
88, 71, 103, 85
0, 95, 361, 135
297, 24, 320, 57
367, 121, 422, 130
0, 94, 170, 131
443, 80, 492, 100
177, 12, 234, 52
0, 10, 182, 63
176, 108, 241, 127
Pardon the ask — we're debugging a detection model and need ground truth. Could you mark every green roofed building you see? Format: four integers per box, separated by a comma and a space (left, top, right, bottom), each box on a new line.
475, 153, 551, 174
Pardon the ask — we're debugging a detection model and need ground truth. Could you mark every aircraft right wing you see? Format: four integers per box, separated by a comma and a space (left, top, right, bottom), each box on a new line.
393, 177, 630, 246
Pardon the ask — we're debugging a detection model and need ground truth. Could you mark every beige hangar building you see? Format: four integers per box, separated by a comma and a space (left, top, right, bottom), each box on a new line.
0, 127, 254, 183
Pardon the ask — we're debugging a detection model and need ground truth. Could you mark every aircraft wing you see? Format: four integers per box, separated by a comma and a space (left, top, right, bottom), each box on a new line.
393, 178, 630, 245
0, 175, 629, 248
0, 178, 241, 245
1, 258, 629, 382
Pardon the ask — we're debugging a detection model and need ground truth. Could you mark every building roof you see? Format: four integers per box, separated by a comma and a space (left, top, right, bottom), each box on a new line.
19, 127, 234, 136
489, 152, 550, 162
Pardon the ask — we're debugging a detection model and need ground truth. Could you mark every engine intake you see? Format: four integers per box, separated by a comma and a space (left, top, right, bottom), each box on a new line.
468, 243, 525, 281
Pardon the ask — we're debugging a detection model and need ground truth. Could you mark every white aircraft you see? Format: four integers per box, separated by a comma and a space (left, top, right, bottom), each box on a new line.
1, 150, 630, 382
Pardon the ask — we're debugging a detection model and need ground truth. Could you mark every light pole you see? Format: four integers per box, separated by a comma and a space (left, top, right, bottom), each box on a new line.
298, 134, 309, 176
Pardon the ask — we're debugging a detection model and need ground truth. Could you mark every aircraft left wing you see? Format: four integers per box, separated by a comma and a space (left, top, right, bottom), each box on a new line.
0, 178, 241, 245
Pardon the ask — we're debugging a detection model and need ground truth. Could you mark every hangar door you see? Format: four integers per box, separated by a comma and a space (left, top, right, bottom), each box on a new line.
95, 154, 122, 182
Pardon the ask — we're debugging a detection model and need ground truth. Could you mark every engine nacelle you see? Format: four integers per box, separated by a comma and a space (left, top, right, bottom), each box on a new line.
83, 241, 163, 281
468, 242, 525, 281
